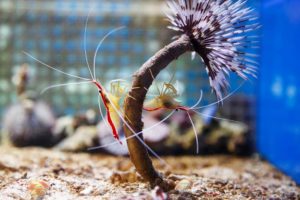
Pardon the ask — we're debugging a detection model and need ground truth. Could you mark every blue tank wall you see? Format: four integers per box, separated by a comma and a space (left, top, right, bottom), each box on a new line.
259, 0, 300, 183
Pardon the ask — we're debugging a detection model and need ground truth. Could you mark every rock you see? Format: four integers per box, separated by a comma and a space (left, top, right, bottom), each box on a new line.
3, 100, 56, 147
80, 186, 94, 196
110, 171, 141, 184
116, 160, 133, 171
28, 180, 50, 198
175, 179, 193, 191
55, 126, 98, 152
52, 109, 98, 140
52, 116, 75, 139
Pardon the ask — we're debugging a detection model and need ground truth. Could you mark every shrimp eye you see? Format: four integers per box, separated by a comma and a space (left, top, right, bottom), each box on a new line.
99, 90, 102, 94
175, 109, 179, 112
162, 100, 173, 108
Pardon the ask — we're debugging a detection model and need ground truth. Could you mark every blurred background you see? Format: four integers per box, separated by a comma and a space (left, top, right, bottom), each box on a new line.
0, 0, 298, 184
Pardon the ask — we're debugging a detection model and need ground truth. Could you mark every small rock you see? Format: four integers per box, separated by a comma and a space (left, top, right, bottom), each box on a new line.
175, 179, 193, 191
110, 172, 123, 184
168, 174, 187, 181
117, 160, 133, 171
80, 186, 94, 195
214, 179, 228, 186
110, 171, 139, 184
55, 126, 98, 151
166, 179, 176, 190
28, 180, 50, 198
127, 172, 137, 183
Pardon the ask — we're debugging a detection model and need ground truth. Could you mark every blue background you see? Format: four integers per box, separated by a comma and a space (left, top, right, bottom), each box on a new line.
259, 0, 300, 184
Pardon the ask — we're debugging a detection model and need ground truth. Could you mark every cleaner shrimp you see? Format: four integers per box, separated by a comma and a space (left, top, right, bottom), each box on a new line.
22, 14, 170, 164
89, 68, 245, 154
143, 69, 246, 154
23, 22, 124, 143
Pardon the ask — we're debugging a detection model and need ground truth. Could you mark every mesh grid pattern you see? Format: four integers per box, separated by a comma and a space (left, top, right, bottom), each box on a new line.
0, 0, 257, 130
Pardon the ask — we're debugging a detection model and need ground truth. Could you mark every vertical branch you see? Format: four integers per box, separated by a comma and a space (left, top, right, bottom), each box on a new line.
123, 35, 192, 189
15, 64, 29, 97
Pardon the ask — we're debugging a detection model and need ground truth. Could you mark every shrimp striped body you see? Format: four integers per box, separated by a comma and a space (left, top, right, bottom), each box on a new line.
143, 79, 186, 112
93, 80, 122, 144
144, 94, 181, 111
143, 75, 202, 154
143, 94, 189, 112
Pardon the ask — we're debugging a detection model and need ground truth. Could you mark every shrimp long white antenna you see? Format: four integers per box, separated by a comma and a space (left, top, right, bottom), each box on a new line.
23, 51, 90, 81
109, 79, 128, 84
88, 110, 175, 151
93, 81, 241, 154
192, 110, 243, 125
149, 69, 162, 96
192, 81, 245, 110
93, 26, 126, 79
187, 112, 199, 154
105, 94, 168, 166
40, 81, 93, 94
190, 90, 203, 109
83, 10, 95, 80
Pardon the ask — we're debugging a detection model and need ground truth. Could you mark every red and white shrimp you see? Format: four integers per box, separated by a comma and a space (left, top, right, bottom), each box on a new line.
23, 24, 124, 143
143, 69, 245, 154
90, 69, 245, 155
23, 13, 170, 165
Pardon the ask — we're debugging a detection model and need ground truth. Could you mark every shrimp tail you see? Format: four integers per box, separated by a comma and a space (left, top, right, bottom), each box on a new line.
106, 110, 122, 144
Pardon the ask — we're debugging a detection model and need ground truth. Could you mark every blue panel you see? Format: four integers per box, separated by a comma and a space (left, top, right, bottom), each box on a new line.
259, 0, 300, 183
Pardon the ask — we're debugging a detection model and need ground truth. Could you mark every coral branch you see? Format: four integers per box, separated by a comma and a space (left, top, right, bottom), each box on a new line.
123, 0, 258, 191
123, 34, 192, 190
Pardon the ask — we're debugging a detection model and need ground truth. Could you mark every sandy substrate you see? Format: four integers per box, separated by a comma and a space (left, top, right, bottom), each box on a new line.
0, 147, 299, 200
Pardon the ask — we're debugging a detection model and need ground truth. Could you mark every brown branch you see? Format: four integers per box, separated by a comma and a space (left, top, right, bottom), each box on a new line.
123, 34, 193, 190
16, 64, 29, 97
